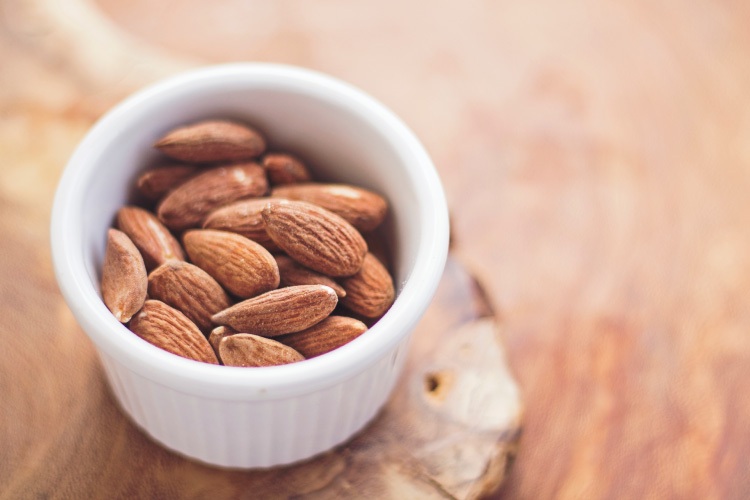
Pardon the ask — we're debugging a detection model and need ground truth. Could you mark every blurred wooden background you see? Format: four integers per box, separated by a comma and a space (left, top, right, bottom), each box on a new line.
2, 0, 750, 497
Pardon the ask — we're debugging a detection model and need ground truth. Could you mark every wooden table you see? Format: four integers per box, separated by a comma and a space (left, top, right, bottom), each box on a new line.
3, 0, 750, 497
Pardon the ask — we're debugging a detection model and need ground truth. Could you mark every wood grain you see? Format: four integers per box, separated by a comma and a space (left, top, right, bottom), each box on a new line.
0, 241, 520, 498
4, 0, 750, 497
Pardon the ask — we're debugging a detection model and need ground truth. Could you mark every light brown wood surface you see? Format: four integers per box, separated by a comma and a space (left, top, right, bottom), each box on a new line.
1, 241, 520, 498
0, 1, 522, 498
3, 0, 750, 497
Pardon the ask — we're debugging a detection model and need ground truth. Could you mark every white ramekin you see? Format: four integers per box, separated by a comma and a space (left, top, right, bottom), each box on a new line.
51, 63, 449, 468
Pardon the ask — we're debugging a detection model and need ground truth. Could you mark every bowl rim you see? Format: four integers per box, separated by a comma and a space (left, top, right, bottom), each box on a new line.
51, 63, 449, 400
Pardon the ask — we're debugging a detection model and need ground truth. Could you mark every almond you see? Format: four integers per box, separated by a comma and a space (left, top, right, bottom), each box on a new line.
148, 261, 231, 333
183, 229, 279, 299
271, 183, 388, 232
136, 164, 198, 202
117, 206, 185, 271
208, 325, 236, 358
275, 254, 346, 298
212, 285, 338, 336
277, 316, 367, 358
219, 334, 304, 367
331, 303, 380, 328
261, 153, 312, 185
202, 198, 279, 251
157, 163, 268, 231
340, 252, 395, 318
129, 300, 219, 364
364, 230, 391, 273
101, 229, 148, 323
154, 120, 266, 163
262, 200, 367, 277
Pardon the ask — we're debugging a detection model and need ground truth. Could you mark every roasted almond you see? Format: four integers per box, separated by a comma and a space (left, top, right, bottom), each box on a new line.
136, 164, 198, 202
101, 229, 148, 323
340, 252, 395, 318
148, 260, 231, 333
271, 183, 387, 232
364, 230, 391, 273
157, 163, 268, 231
129, 300, 219, 364
117, 206, 185, 271
275, 254, 346, 298
208, 325, 236, 358
219, 334, 304, 367
277, 316, 367, 358
202, 198, 279, 251
262, 200, 367, 277
212, 285, 338, 336
261, 153, 312, 185
154, 120, 266, 163
183, 229, 279, 299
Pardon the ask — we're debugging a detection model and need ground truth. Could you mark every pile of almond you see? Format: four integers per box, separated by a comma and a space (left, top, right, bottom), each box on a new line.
101, 119, 395, 367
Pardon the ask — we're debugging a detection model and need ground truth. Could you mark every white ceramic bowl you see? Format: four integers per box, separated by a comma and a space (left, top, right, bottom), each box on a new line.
51, 63, 449, 468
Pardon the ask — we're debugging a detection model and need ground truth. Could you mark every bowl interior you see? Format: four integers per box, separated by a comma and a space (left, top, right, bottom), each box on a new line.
53, 65, 448, 398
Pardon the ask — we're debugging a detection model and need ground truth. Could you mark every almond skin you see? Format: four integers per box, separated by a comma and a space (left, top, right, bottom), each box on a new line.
262, 200, 367, 277
219, 334, 304, 367
157, 163, 269, 231
340, 252, 395, 318
148, 260, 231, 334
154, 120, 267, 163
212, 285, 338, 337
275, 254, 346, 298
101, 229, 148, 323
136, 164, 198, 202
129, 300, 219, 364
271, 183, 388, 232
183, 229, 280, 299
209, 325, 236, 359
117, 206, 185, 271
261, 153, 312, 185
202, 197, 279, 251
277, 316, 367, 358
364, 230, 391, 273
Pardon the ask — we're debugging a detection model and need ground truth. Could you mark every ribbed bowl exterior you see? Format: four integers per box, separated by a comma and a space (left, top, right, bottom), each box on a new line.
98, 339, 410, 468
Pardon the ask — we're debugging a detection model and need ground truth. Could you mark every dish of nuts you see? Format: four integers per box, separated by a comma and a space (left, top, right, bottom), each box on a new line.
101, 119, 395, 367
